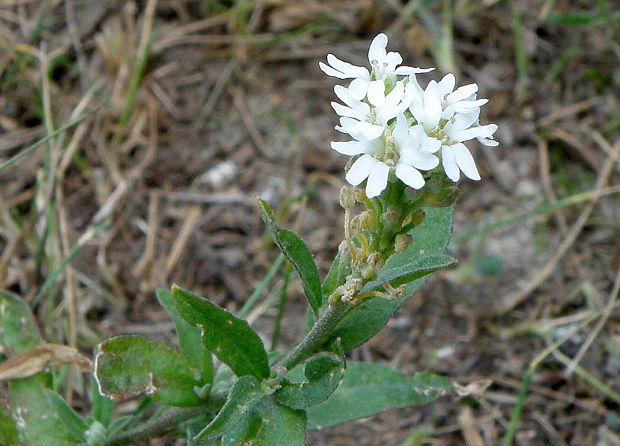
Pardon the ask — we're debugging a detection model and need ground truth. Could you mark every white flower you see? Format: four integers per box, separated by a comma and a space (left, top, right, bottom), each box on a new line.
339, 114, 439, 197
322, 33, 498, 194
345, 154, 390, 198
392, 114, 439, 190
408, 74, 498, 182
320, 33, 432, 107
332, 81, 409, 139
440, 108, 497, 181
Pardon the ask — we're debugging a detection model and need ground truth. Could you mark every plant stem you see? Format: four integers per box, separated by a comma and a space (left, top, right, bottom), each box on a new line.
105, 394, 226, 446
277, 298, 352, 371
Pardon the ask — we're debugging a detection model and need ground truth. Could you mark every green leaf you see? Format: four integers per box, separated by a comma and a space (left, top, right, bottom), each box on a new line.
306, 362, 453, 429
321, 247, 351, 297
194, 375, 264, 441
222, 395, 306, 446
43, 389, 89, 442
275, 352, 345, 409
84, 421, 107, 446
257, 198, 323, 317
172, 285, 270, 380
0, 290, 42, 353
91, 376, 114, 426
0, 403, 22, 445
360, 254, 455, 293
94, 335, 203, 406
7, 374, 83, 446
330, 206, 453, 350
157, 288, 213, 383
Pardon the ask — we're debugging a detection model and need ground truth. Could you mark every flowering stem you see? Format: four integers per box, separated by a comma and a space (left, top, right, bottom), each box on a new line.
277, 298, 352, 371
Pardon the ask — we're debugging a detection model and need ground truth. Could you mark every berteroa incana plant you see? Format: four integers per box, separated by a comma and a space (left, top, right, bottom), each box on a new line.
0, 33, 497, 445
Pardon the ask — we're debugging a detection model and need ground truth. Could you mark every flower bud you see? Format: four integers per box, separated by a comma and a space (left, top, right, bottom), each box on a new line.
394, 234, 411, 252
339, 186, 355, 209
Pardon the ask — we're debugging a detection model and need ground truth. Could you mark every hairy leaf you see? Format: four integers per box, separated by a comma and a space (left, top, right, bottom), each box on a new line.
194, 375, 264, 441
306, 362, 453, 429
222, 395, 306, 446
275, 353, 345, 409
172, 285, 270, 380
94, 335, 203, 406
157, 289, 213, 383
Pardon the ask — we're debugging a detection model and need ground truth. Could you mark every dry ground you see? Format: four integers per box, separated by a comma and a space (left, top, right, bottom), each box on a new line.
1, 0, 620, 445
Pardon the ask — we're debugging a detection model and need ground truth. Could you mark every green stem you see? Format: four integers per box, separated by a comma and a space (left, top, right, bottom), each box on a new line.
105, 394, 226, 446
277, 298, 352, 371
271, 263, 292, 351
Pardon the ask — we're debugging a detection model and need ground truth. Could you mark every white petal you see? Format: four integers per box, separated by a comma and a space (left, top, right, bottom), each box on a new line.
345, 154, 375, 186
423, 80, 442, 129
478, 137, 499, 147
334, 85, 367, 111
335, 117, 360, 136
331, 141, 368, 156
452, 98, 488, 112
348, 78, 370, 100
354, 121, 385, 139
384, 51, 403, 71
452, 123, 497, 142
437, 73, 456, 99
368, 33, 388, 63
365, 162, 390, 198
453, 143, 480, 180
447, 108, 480, 132
400, 149, 439, 170
395, 66, 434, 75
331, 102, 363, 120
367, 80, 386, 107
326, 54, 369, 79
393, 113, 409, 144
319, 62, 349, 79
395, 164, 425, 189
441, 104, 457, 120
420, 135, 441, 153
447, 83, 478, 104
442, 146, 460, 182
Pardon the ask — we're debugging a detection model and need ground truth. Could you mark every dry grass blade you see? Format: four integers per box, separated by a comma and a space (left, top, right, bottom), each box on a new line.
0, 343, 92, 381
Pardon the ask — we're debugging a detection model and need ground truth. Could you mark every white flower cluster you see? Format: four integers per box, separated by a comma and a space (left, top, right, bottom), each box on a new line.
321, 33, 498, 198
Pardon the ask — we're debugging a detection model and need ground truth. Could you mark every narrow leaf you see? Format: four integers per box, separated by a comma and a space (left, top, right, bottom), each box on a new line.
94, 335, 203, 406
330, 207, 454, 350
258, 198, 323, 316
306, 362, 453, 429
172, 285, 270, 380
91, 376, 114, 426
0, 290, 41, 353
157, 289, 213, 383
359, 254, 456, 293
275, 352, 345, 409
194, 375, 264, 441
222, 395, 306, 446
43, 389, 89, 442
